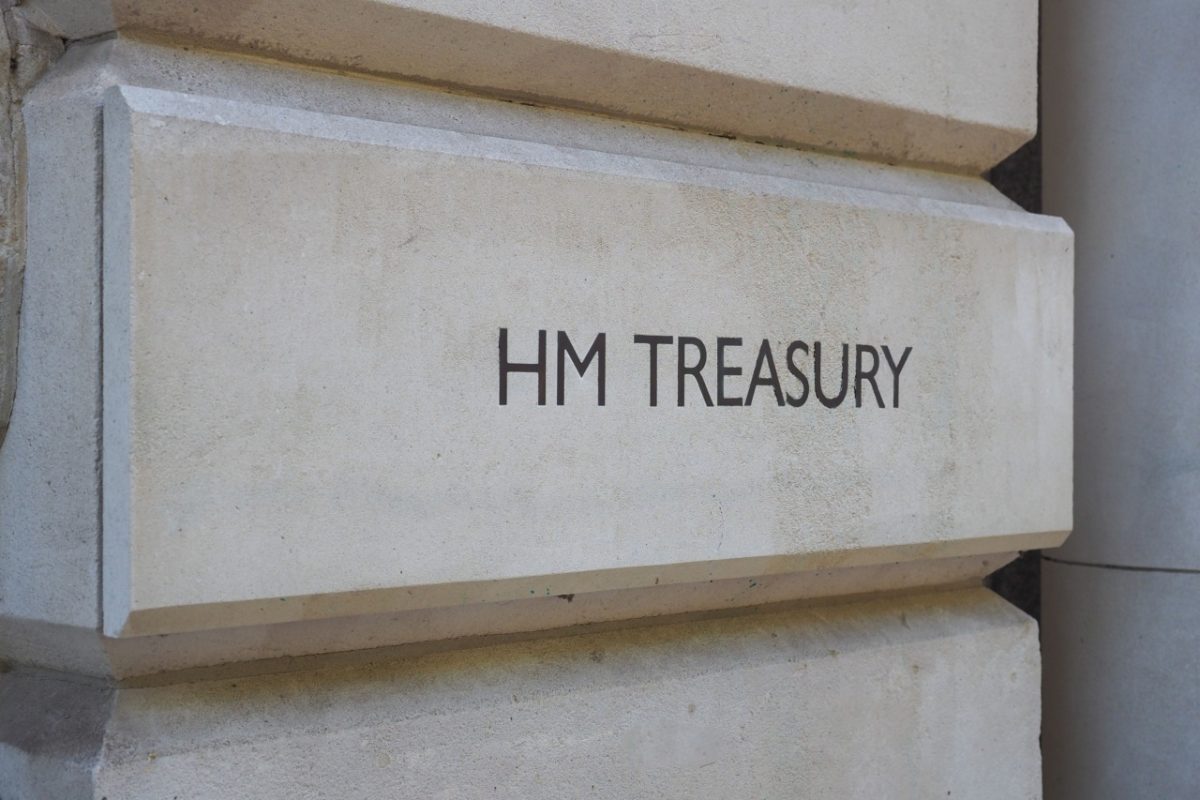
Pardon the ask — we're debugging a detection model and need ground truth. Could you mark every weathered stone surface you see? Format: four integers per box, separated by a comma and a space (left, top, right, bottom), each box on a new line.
96, 83, 1071, 637
0, 589, 1043, 800
0, 36, 1010, 652
17, 0, 1037, 171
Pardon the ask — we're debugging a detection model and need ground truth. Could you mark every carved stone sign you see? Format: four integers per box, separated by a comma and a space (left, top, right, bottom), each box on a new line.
497, 329, 912, 410
100, 86, 1072, 636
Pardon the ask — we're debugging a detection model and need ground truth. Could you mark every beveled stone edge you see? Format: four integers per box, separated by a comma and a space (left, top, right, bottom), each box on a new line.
105, 84, 1069, 237
2, 41, 1072, 675
97, 84, 1073, 639
108, 531, 1066, 638
3, 552, 1027, 680
17, 0, 1035, 172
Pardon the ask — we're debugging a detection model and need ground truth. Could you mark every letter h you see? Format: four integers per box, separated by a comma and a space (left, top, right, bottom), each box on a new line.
498, 328, 547, 405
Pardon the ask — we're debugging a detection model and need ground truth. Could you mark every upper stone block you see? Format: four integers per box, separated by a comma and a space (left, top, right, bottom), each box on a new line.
21, 0, 1037, 172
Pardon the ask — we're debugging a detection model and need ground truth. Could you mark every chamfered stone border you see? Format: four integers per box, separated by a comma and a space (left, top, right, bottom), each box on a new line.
17, 0, 1037, 171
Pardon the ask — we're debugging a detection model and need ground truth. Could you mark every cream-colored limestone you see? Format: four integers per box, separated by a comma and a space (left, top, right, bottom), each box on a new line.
0, 589, 1043, 800
1, 41, 1069, 678
99, 83, 1071, 638
0, 35, 1007, 635
17, 0, 1037, 171
0, 13, 1056, 800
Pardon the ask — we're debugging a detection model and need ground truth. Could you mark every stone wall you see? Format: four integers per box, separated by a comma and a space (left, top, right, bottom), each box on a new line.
0, 3, 1070, 797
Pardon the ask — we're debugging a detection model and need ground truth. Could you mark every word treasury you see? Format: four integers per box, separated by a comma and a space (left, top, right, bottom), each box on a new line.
499, 329, 913, 409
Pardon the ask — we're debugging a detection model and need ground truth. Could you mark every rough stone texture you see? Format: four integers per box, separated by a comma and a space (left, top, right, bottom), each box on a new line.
98, 83, 1071, 638
0, 35, 1012, 645
0, 5, 63, 450
17, 0, 1037, 172
1041, 560, 1200, 798
0, 588, 1043, 800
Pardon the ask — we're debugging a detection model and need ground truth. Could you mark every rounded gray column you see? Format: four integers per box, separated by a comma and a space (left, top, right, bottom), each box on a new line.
1042, 1, 1200, 796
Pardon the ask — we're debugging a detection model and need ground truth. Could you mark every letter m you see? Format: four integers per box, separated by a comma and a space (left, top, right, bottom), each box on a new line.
557, 331, 606, 406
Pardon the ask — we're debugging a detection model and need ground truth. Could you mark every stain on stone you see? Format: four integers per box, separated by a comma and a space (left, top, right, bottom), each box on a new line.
0, 669, 114, 761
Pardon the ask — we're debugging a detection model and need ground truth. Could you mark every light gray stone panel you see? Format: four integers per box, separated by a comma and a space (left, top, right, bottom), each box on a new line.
0, 41, 1070, 676
1042, 560, 1200, 799
1043, 0, 1200, 571
0, 46, 104, 630
98, 85, 1072, 637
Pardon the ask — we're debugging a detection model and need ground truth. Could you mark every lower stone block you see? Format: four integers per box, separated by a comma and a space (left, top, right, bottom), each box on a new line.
2, 588, 1040, 799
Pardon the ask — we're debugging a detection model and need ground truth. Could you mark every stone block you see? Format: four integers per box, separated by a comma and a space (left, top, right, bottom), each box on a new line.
97, 83, 1071, 638
18, 0, 1037, 170
1, 589, 1043, 800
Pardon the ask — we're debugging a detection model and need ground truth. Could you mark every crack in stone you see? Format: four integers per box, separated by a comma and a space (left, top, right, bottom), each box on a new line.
1042, 554, 1200, 576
